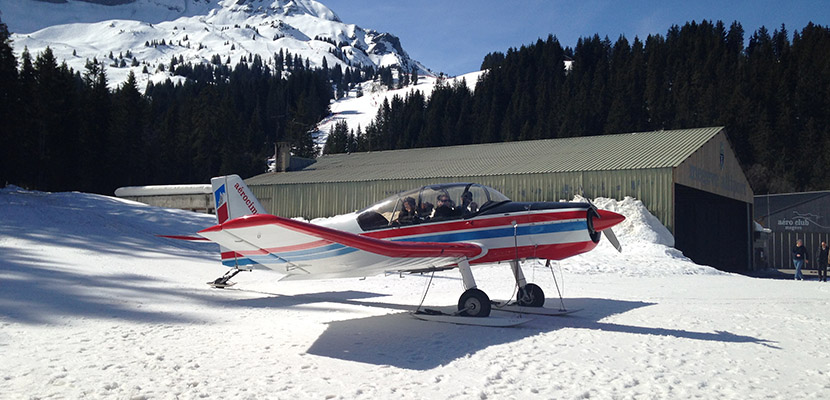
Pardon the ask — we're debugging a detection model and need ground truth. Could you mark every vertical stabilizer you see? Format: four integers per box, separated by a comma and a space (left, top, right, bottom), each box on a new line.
211, 175, 265, 224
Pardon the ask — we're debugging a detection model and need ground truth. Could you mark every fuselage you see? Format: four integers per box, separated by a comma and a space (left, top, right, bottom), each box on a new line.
319, 201, 600, 264
208, 182, 624, 279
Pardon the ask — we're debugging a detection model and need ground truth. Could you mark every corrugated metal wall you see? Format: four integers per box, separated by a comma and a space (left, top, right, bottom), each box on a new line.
582, 169, 675, 232
249, 168, 675, 230
767, 231, 830, 270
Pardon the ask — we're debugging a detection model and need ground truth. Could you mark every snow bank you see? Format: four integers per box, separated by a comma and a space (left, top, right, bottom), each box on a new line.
564, 196, 724, 277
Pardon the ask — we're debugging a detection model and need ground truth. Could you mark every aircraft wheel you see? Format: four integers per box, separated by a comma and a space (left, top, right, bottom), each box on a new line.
517, 283, 545, 307
458, 288, 491, 317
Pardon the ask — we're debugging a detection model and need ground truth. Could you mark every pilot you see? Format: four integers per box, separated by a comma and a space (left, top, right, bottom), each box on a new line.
431, 193, 456, 220
459, 191, 478, 217
394, 197, 419, 225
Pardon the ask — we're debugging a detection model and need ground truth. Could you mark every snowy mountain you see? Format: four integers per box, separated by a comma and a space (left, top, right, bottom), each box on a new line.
0, 0, 429, 90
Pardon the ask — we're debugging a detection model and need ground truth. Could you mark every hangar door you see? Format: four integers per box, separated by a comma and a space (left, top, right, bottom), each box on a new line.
674, 184, 751, 272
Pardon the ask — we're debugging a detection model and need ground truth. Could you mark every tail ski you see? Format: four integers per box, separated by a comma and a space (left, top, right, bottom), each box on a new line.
211, 175, 265, 224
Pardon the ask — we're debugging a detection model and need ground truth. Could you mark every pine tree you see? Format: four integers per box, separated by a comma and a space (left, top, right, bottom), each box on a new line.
32, 47, 82, 190
323, 120, 349, 154
110, 71, 148, 188
0, 17, 19, 186
79, 59, 112, 191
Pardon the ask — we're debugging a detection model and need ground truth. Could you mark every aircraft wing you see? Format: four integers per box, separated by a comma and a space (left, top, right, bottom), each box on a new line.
197, 214, 485, 280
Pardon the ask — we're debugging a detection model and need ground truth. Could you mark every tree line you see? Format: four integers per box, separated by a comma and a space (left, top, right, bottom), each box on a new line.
3, 18, 830, 195
324, 20, 830, 194
0, 17, 334, 194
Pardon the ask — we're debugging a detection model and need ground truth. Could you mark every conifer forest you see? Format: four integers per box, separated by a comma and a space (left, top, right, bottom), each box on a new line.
2, 18, 829, 195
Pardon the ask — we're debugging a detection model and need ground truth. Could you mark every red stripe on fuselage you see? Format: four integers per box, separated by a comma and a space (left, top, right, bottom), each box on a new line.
473, 241, 597, 264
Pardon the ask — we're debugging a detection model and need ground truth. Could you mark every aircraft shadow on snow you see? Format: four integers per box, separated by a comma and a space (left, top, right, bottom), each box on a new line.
231, 291, 780, 370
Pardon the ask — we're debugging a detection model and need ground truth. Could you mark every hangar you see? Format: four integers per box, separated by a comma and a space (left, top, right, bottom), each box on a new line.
246, 126, 754, 271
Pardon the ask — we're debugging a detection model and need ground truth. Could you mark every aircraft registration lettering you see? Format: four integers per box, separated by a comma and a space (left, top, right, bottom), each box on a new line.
234, 182, 259, 214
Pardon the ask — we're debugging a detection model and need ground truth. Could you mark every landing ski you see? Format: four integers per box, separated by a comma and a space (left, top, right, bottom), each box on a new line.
207, 281, 237, 289
492, 304, 581, 316
411, 310, 532, 327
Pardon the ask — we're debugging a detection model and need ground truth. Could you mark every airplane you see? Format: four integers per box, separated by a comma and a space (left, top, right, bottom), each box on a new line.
169, 175, 625, 321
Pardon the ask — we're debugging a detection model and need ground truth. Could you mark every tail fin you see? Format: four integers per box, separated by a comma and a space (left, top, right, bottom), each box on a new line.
211, 175, 265, 224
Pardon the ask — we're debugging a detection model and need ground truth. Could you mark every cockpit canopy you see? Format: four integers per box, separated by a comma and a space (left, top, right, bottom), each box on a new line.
356, 183, 511, 231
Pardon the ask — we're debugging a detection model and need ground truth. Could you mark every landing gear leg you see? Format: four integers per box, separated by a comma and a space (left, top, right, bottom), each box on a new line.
457, 259, 491, 317
511, 260, 545, 307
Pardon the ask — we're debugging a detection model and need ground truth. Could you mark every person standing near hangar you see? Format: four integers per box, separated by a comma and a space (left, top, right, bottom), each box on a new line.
818, 241, 829, 282
792, 239, 809, 281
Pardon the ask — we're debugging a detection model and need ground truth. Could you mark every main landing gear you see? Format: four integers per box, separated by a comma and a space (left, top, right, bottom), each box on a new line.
415, 258, 568, 325
517, 283, 545, 307
454, 259, 546, 317
510, 260, 546, 307
456, 259, 491, 317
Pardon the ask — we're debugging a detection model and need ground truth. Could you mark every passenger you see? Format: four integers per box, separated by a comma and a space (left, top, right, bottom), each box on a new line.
394, 197, 419, 225
432, 193, 456, 220
459, 191, 479, 217
417, 201, 433, 222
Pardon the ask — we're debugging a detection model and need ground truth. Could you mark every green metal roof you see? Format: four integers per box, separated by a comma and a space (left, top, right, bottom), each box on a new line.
247, 127, 725, 185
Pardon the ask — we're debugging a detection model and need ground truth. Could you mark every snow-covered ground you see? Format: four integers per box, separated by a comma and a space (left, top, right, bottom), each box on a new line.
1, 186, 829, 399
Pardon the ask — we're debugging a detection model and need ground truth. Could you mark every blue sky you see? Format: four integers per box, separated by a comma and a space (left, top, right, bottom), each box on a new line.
323, 0, 829, 76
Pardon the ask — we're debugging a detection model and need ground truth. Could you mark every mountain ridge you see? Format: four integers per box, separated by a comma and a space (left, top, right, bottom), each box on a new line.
1, 0, 430, 89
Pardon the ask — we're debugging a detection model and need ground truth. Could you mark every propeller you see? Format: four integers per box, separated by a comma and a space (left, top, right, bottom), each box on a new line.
603, 225, 623, 252
585, 200, 624, 253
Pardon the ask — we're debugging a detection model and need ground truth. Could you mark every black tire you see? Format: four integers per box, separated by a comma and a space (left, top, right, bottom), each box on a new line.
458, 288, 491, 317
517, 283, 545, 307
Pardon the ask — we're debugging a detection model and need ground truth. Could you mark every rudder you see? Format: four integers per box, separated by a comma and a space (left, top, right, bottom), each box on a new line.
211, 175, 265, 224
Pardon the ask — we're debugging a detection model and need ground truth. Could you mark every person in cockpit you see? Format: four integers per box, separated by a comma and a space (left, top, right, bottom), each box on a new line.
417, 201, 433, 222
431, 193, 456, 220
394, 197, 419, 225
459, 191, 478, 217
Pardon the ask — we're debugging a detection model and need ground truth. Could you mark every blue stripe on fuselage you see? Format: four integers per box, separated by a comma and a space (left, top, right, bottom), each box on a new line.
392, 220, 585, 243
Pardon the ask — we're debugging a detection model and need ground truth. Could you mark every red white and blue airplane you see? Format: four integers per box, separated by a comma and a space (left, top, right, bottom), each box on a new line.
179, 175, 624, 319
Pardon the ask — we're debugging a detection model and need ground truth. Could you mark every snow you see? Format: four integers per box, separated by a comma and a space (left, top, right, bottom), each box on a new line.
313, 71, 485, 149
114, 184, 212, 197
2, 0, 428, 91
2, 186, 829, 399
